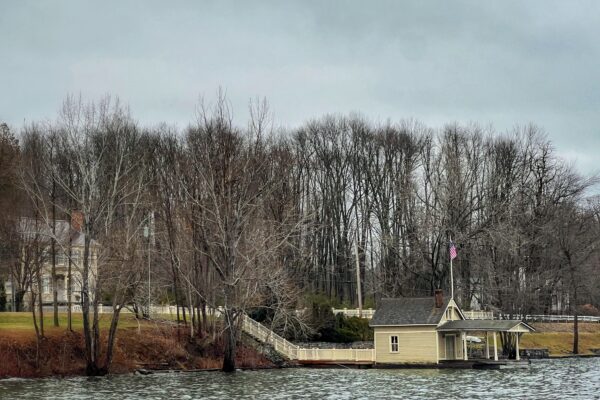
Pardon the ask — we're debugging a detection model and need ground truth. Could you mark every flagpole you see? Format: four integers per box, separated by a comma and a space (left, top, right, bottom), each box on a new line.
450, 237, 454, 300
450, 254, 454, 300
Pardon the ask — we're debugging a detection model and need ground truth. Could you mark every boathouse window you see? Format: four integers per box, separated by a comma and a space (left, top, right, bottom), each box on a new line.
390, 335, 399, 352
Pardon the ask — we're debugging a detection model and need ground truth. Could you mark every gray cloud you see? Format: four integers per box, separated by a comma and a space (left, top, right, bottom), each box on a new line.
1, 0, 599, 174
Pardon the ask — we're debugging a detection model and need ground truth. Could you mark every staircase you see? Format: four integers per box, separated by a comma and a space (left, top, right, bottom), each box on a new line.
242, 315, 300, 359
241, 314, 374, 364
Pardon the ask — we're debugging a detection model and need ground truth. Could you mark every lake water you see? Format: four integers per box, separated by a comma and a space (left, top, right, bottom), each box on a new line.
1, 358, 599, 399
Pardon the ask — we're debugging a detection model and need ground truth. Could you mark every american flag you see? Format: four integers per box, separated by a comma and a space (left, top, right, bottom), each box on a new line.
449, 241, 458, 260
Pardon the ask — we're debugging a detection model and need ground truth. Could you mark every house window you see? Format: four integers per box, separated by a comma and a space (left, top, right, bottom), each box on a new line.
446, 307, 452, 320
390, 335, 399, 352
71, 250, 80, 265
57, 252, 67, 264
42, 277, 51, 294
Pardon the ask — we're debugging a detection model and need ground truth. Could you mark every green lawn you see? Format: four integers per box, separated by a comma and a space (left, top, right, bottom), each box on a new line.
0, 312, 147, 331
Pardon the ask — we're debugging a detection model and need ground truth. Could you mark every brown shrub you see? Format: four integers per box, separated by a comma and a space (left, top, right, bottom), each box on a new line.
0, 322, 274, 377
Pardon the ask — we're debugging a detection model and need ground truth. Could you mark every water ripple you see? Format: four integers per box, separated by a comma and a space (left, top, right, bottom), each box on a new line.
1, 358, 599, 399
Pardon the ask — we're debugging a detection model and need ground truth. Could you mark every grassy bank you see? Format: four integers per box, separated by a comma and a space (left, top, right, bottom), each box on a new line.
520, 323, 600, 356
0, 312, 274, 378
0, 312, 143, 331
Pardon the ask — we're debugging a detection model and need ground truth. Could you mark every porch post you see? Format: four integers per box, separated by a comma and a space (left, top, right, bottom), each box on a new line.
463, 332, 468, 361
485, 332, 490, 359
493, 332, 498, 361
515, 333, 520, 361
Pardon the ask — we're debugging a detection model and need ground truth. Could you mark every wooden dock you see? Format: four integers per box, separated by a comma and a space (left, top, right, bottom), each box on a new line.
440, 359, 531, 369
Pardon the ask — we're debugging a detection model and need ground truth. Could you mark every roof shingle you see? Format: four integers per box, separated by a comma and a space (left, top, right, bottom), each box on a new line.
369, 297, 451, 326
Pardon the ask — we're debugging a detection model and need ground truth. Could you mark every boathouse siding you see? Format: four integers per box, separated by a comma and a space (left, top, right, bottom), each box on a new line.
374, 325, 439, 363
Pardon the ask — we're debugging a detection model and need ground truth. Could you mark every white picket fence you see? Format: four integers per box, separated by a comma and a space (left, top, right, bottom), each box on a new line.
70, 304, 224, 317
331, 308, 376, 319
463, 310, 495, 320
499, 314, 600, 323
295, 348, 375, 362
331, 308, 600, 323
332, 308, 492, 320
68, 304, 600, 324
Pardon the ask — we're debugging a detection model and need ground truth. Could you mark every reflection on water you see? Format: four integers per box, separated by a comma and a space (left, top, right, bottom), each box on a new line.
1, 358, 599, 399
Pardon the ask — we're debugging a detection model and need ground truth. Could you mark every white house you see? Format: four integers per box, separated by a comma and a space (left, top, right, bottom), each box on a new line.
4, 214, 99, 309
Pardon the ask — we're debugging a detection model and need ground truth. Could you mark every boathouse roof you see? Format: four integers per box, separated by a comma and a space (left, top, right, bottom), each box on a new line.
370, 297, 452, 326
437, 319, 535, 332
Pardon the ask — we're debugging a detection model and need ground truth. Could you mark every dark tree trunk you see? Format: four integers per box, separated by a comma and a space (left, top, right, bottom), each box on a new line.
104, 306, 122, 372
31, 292, 42, 369
14, 290, 26, 312
573, 312, 579, 354
67, 238, 73, 331
52, 183, 59, 327
222, 308, 237, 373
81, 229, 102, 376
36, 267, 44, 338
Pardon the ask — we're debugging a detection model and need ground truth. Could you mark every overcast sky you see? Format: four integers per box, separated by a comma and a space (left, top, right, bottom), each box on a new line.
1, 1, 599, 175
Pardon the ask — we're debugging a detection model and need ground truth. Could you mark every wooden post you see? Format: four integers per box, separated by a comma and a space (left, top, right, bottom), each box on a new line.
463, 332, 468, 361
493, 332, 498, 361
515, 333, 520, 361
485, 332, 490, 359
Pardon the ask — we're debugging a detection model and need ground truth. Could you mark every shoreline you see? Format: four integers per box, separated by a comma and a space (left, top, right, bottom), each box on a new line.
2, 350, 599, 381
0, 324, 278, 379
6, 355, 600, 381
2, 317, 599, 379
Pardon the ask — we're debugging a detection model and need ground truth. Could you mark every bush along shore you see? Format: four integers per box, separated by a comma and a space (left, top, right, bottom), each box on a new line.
0, 322, 278, 379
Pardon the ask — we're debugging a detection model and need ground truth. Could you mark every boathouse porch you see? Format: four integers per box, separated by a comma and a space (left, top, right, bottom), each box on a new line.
437, 319, 535, 362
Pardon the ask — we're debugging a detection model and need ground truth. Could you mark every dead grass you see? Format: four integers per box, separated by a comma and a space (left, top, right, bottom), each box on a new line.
520, 323, 600, 356
531, 322, 600, 333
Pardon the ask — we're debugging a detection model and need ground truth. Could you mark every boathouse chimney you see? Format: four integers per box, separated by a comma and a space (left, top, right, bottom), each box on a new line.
71, 210, 84, 232
434, 289, 443, 308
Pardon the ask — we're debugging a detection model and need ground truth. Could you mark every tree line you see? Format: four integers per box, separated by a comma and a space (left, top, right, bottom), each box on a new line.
1, 93, 599, 372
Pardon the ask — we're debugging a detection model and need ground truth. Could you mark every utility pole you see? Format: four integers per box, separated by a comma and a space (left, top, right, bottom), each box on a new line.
144, 224, 150, 318
355, 229, 363, 317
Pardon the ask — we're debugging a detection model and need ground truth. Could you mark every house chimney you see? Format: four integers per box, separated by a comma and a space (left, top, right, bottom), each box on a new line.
71, 211, 84, 232
434, 289, 444, 308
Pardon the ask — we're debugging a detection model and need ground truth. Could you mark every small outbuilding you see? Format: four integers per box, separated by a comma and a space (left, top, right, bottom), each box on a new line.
369, 290, 535, 366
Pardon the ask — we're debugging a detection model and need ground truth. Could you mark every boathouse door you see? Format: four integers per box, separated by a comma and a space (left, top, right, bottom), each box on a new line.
445, 335, 456, 359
